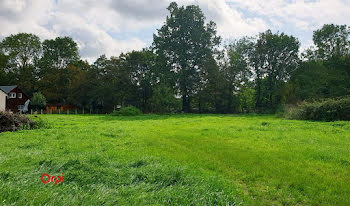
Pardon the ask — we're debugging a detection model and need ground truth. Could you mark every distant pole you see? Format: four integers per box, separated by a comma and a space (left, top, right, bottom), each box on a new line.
59, 109, 61, 114
31, 109, 33, 115
67, 110, 69, 115
75, 109, 77, 114
41, 109, 43, 115
90, 109, 92, 114
83, 107, 85, 114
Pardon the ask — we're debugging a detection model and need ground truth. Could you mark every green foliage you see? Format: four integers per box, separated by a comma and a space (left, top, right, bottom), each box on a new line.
284, 56, 350, 103
0, 16, 350, 115
254, 30, 300, 109
150, 85, 180, 113
30, 92, 46, 110
312, 24, 350, 60
39, 36, 79, 71
284, 97, 350, 121
153, 2, 221, 112
125, 49, 156, 112
0, 33, 41, 95
38, 36, 81, 103
112, 106, 142, 116
29, 115, 51, 129
238, 87, 256, 113
0, 33, 41, 69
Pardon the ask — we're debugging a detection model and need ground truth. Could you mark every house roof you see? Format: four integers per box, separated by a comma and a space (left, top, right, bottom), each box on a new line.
0, 85, 17, 94
0, 88, 7, 95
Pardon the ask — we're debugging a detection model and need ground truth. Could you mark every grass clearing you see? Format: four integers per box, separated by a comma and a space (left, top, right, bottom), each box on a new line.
0, 114, 350, 205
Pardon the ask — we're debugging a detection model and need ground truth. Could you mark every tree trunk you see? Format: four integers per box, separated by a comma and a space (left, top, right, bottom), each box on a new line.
182, 94, 191, 113
256, 76, 262, 108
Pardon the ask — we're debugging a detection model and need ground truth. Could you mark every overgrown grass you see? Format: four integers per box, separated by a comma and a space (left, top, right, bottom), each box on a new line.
0, 114, 349, 205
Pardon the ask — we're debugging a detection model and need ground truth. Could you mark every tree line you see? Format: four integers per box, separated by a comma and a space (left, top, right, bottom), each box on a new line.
1, 2, 350, 113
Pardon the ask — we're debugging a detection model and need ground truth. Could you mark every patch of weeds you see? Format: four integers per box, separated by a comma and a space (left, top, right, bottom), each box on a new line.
340, 159, 350, 166
18, 143, 38, 149
59, 159, 83, 171
101, 133, 119, 138
261, 122, 269, 126
88, 155, 109, 167
128, 159, 149, 168
30, 116, 51, 129
38, 159, 53, 167
332, 123, 345, 127
0, 172, 10, 181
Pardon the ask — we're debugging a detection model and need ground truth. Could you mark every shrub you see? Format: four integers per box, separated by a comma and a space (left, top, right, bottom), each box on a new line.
284, 97, 350, 121
111, 106, 142, 116
29, 116, 51, 129
30, 92, 46, 110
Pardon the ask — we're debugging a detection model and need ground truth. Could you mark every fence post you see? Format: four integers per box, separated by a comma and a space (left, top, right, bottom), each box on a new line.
59, 109, 61, 114
31, 109, 33, 115
83, 108, 85, 114
50, 109, 52, 114
41, 109, 43, 114
75, 109, 77, 114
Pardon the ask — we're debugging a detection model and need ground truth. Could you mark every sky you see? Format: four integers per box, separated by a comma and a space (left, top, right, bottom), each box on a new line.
1, 0, 350, 63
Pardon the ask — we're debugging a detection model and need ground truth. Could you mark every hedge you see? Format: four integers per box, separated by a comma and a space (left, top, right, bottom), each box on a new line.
284, 97, 350, 121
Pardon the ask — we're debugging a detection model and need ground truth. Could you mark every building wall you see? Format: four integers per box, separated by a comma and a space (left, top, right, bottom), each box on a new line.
6, 87, 29, 112
0, 91, 6, 111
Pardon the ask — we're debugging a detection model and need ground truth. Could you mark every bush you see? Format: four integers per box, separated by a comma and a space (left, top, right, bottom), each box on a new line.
284, 97, 350, 121
30, 92, 46, 110
29, 116, 51, 129
111, 106, 142, 116
0, 111, 34, 132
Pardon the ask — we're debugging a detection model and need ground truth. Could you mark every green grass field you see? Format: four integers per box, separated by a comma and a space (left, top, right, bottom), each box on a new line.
0, 114, 350, 205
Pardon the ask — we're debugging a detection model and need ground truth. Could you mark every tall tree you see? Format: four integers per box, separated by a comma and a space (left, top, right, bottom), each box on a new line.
313, 24, 350, 60
39, 36, 79, 73
91, 54, 134, 112
0, 33, 41, 70
153, 2, 221, 112
38, 36, 80, 103
225, 37, 255, 112
197, 55, 230, 113
0, 33, 41, 94
125, 49, 156, 112
254, 30, 300, 108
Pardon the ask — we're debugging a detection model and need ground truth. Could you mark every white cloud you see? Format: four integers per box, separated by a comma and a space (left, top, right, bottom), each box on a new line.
0, 0, 147, 63
228, 0, 350, 30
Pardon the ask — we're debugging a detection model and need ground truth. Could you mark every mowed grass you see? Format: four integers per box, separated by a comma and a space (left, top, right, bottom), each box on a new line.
0, 114, 350, 205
